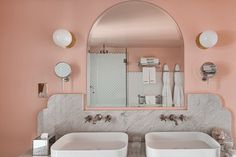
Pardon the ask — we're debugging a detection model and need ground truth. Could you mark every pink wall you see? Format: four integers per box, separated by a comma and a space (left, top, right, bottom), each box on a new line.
0, 0, 236, 156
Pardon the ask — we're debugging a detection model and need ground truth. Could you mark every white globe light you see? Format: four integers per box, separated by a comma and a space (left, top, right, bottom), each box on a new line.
199, 31, 218, 48
53, 29, 72, 48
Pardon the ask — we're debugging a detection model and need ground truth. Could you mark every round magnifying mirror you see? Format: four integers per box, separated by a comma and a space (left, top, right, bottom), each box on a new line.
54, 62, 72, 81
200, 62, 217, 81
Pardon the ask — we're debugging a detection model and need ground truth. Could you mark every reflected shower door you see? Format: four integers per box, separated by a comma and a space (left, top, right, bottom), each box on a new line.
89, 53, 127, 107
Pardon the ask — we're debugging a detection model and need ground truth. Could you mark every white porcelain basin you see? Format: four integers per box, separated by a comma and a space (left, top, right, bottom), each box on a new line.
51, 132, 128, 157
145, 132, 221, 157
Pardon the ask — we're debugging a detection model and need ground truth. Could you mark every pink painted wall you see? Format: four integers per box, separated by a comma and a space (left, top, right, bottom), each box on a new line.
0, 0, 235, 156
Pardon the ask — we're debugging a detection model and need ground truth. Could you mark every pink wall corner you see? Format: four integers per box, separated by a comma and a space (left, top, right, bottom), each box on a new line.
0, 0, 236, 157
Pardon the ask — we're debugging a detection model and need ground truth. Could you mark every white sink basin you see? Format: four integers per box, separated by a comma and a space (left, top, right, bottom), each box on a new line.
145, 132, 221, 157
51, 132, 128, 157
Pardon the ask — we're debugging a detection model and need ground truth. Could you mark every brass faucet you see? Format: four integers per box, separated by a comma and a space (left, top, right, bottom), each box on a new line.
104, 115, 112, 122
85, 114, 112, 124
92, 114, 103, 124
160, 114, 168, 121
179, 114, 187, 122
160, 114, 187, 126
169, 114, 178, 126
84, 115, 93, 123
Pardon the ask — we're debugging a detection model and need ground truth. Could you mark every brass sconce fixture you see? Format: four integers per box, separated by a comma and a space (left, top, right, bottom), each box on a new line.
196, 30, 218, 49
52, 29, 76, 48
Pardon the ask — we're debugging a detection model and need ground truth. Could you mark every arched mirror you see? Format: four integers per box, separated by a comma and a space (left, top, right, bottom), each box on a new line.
86, 1, 185, 110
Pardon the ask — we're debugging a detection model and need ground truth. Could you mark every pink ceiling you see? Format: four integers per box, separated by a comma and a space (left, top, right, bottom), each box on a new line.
88, 1, 183, 48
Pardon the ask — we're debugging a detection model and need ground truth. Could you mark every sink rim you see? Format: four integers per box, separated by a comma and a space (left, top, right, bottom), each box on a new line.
145, 131, 221, 150
51, 132, 129, 152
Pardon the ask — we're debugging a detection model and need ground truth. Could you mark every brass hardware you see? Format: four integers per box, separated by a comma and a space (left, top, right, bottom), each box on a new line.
196, 33, 207, 49
92, 114, 103, 124
160, 114, 188, 126
85, 114, 112, 124
160, 114, 167, 121
66, 32, 76, 48
179, 114, 187, 122
169, 114, 178, 126
105, 115, 112, 122
84, 115, 93, 123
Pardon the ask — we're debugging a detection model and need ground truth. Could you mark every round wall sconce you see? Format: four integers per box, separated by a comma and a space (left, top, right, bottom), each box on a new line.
196, 31, 218, 49
53, 29, 76, 48
54, 62, 72, 82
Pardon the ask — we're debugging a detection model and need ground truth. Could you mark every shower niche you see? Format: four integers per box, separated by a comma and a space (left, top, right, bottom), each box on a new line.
86, 1, 185, 110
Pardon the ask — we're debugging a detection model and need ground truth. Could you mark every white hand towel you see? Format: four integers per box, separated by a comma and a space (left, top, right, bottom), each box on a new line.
149, 67, 156, 84
162, 64, 173, 106
173, 64, 184, 107
142, 67, 150, 84
145, 96, 156, 104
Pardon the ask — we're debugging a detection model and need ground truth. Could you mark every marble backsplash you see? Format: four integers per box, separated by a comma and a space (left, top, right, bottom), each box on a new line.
38, 94, 232, 141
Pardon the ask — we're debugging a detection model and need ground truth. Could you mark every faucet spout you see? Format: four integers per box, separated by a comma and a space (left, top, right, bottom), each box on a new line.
169, 114, 178, 126
93, 114, 103, 124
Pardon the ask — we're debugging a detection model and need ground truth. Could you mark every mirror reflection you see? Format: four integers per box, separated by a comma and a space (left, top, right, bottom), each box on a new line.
87, 1, 184, 109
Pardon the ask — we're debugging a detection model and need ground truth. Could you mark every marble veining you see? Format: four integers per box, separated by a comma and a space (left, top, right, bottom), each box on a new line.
38, 94, 232, 140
